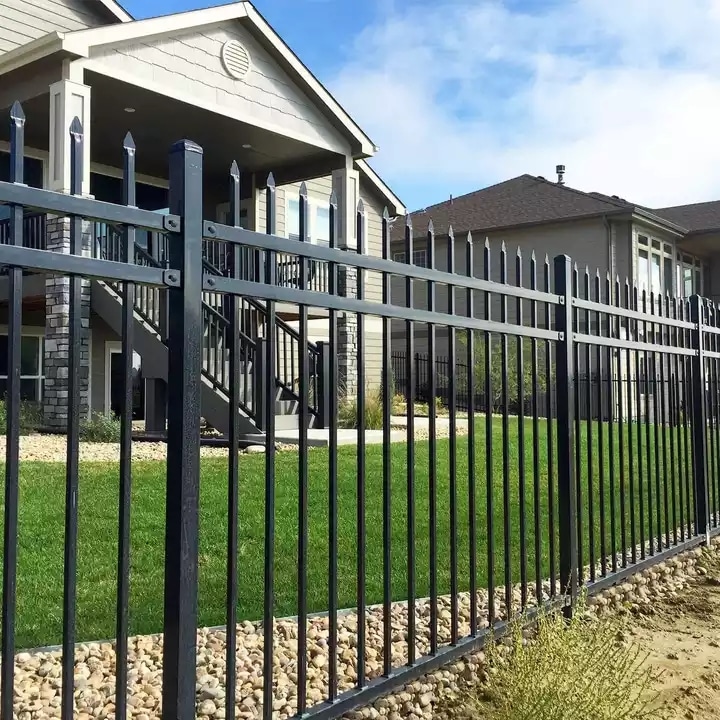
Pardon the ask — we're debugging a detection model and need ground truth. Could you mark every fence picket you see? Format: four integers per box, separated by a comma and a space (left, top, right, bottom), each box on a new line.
0, 104, 716, 720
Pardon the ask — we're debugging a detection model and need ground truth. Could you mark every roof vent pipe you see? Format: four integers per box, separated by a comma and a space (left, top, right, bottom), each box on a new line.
556, 164, 566, 185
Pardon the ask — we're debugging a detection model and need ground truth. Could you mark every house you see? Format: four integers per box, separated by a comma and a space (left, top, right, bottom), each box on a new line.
391, 168, 713, 357
0, 0, 405, 437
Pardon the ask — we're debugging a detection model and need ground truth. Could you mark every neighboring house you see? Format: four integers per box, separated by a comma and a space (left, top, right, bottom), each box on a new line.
391, 169, 714, 356
0, 0, 405, 436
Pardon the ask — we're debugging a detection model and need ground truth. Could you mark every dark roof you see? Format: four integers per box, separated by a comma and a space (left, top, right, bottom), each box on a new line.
399, 174, 633, 239
653, 200, 720, 233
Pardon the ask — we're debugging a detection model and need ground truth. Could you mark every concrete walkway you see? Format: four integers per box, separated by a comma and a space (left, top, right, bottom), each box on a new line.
263, 416, 470, 448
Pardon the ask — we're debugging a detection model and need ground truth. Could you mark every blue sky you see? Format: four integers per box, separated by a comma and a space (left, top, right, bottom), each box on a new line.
121, 0, 720, 212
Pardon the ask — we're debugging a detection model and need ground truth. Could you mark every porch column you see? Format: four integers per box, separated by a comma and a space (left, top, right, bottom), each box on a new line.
43, 79, 92, 428
332, 160, 360, 398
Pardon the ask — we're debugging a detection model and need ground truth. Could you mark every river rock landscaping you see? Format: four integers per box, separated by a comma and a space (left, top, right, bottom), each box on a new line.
2, 537, 718, 719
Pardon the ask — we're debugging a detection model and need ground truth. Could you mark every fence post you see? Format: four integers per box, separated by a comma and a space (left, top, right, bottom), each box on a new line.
254, 338, 269, 432
553, 254, 578, 609
315, 341, 331, 429
414, 352, 421, 402
689, 295, 710, 544
162, 140, 203, 720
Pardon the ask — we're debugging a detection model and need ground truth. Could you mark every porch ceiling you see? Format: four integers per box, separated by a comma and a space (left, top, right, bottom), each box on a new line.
677, 232, 720, 258
0, 72, 346, 186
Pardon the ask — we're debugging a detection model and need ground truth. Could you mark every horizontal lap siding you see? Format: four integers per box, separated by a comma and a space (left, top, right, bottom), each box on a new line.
87, 23, 349, 154
257, 174, 387, 391
359, 178, 385, 390
390, 217, 611, 358
0, 0, 109, 56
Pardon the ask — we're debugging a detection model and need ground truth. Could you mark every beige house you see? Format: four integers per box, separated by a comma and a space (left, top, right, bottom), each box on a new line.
0, 0, 405, 436
391, 171, 712, 356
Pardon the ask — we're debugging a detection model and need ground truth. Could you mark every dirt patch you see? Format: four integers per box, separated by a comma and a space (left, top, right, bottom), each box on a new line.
632, 556, 720, 720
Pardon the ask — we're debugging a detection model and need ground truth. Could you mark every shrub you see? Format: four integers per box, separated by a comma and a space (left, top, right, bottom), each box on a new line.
0, 400, 43, 435
458, 331, 552, 414
391, 393, 406, 415
338, 385, 384, 430
448, 600, 662, 720
79, 413, 122, 443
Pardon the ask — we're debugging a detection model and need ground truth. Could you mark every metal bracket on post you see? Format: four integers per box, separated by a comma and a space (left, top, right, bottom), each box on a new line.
553, 254, 578, 611
690, 295, 710, 546
162, 140, 203, 720
316, 341, 331, 429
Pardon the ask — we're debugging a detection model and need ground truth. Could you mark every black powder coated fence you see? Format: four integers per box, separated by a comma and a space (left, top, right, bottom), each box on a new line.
1, 101, 720, 720
392, 350, 681, 421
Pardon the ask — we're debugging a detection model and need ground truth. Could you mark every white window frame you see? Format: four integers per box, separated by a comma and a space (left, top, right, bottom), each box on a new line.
285, 194, 335, 246
0, 326, 45, 403
636, 234, 674, 297
393, 249, 427, 267
676, 252, 705, 297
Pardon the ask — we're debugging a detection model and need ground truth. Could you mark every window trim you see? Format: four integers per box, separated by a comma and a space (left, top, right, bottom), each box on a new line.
676, 252, 705, 297
393, 249, 427, 267
286, 194, 334, 246
104, 341, 144, 418
0, 326, 45, 404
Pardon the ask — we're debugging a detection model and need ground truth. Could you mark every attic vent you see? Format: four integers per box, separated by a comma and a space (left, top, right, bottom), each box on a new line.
221, 40, 251, 80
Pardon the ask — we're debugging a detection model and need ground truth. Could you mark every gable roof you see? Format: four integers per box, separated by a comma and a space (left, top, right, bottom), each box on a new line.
0, 1, 376, 157
654, 200, 720, 234
356, 159, 405, 216
401, 174, 634, 238
46, 1, 376, 158
96, 0, 133, 22
396, 174, 700, 240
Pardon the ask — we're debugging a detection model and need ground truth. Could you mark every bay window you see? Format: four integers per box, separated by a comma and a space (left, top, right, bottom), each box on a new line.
637, 235, 671, 296
637, 234, 705, 299
676, 253, 704, 297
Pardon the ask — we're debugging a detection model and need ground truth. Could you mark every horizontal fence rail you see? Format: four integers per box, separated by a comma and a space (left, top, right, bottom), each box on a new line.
0, 101, 719, 720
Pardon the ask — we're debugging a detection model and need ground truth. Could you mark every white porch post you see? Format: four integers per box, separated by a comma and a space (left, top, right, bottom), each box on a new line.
44, 78, 92, 428
332, 159, 360, 398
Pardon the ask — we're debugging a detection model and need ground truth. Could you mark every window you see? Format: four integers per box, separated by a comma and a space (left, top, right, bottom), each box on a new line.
393, 250, 427, 267
286, 196, 332, 245
0, 334, 44, 402
314, 205, 330, 245
676, 252, 704, 297
637, 234, 673, 296
287, 197, 301, 241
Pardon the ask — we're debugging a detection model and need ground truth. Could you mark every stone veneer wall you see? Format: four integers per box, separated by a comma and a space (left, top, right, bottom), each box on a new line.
337, 264, 358, 398
43, 216, 91, 428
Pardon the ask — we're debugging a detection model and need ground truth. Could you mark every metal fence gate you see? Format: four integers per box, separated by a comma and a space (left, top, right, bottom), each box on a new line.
1, 103, 720, 720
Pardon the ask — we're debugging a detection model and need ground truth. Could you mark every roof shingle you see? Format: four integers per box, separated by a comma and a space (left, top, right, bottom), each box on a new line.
654, 200, 720, 233
399, 174, 632, 239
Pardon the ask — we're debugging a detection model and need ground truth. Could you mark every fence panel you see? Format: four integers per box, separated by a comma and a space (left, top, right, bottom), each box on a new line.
0, 100, 719, 720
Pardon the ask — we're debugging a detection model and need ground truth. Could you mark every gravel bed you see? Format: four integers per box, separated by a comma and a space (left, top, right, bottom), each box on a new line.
6, 584, 538, 720
0, 425, 468, 463
5, 526, 717, 719
0, 435, 297, 463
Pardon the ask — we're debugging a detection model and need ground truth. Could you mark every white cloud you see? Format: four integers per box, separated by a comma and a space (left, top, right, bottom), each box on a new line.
331, 0, 720, 210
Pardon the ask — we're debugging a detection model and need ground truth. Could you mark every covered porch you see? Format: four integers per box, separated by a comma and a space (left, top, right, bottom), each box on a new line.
0, 1, 378, 431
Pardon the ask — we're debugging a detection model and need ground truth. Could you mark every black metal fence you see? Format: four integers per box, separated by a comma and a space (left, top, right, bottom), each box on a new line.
392, 350, 682, 421
1, 101, 720, 720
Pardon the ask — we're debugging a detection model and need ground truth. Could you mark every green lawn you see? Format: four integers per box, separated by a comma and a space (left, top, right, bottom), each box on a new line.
0, 415, 702, 649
